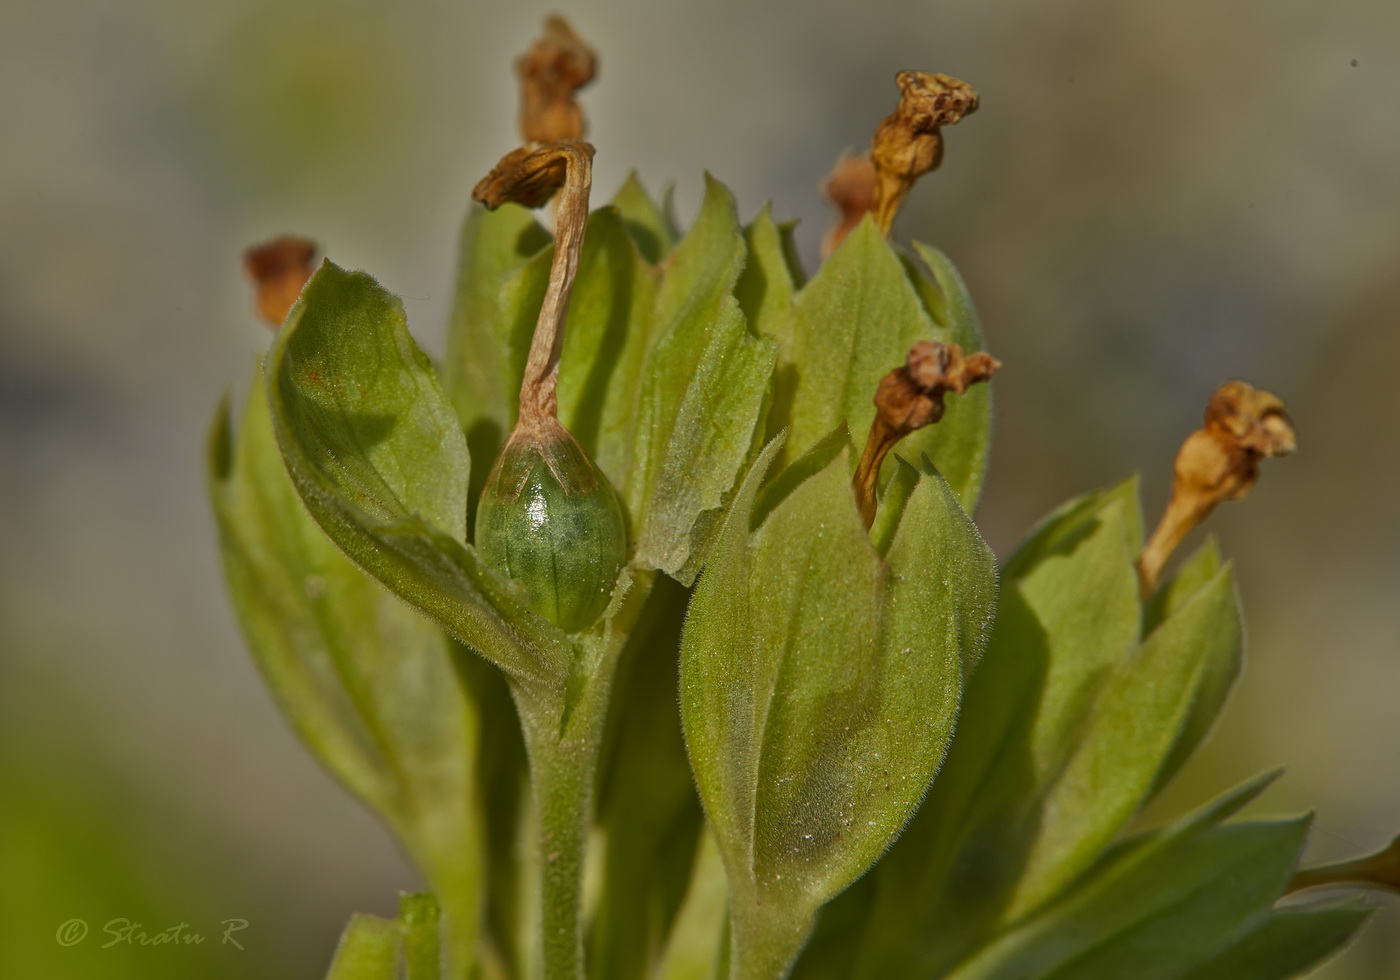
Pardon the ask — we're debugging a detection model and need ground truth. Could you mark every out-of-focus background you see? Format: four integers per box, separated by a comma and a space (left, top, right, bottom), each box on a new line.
1, 0, 1396, 976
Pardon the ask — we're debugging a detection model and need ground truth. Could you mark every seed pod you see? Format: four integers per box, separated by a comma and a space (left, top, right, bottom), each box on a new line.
476, 419, 625, 632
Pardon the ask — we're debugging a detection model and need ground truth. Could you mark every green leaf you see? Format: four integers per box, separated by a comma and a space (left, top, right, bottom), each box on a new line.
1176, 896, 1372, 980
443, 202, 552, 505
736, 205, 798, 351
630, 175, 777, 584
750, 424, 849, 532
210, 376, 481, 977
1001, 480, 1144, 581
678, 435, 786, 886
610, 172, 678, 264
325, 913, 402, 980
1002, 557, 1241, 919
745, 448, 884, 896
682, 437, 995, 977
267, 260, 575, 696
839, 482, 1142, 978
947, 778, 1309, 980
739, 206, 801, 456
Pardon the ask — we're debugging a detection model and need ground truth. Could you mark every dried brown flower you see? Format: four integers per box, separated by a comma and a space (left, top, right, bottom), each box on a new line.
822, 152, 877, 256
473, 140, 595, 432
853, 339, 1000, 528
870, 71, 979, 235
243, 235, 317, 327
1137, 380, 1297, 598
517, 15, 597, 144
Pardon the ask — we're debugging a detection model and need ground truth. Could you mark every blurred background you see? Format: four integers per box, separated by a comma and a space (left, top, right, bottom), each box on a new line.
1, 0, 1396, 976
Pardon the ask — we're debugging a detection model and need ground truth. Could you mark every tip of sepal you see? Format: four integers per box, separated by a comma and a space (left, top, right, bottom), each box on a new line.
751, 424, 844, 532
870, 454, 921, 558
1178, 769, 1285, 833
207, 389, 236, 485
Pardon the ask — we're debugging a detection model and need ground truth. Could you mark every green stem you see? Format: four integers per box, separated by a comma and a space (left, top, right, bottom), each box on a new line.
514, 659, 619, 980
507, 575, 659, 979
522, 720, 594, 979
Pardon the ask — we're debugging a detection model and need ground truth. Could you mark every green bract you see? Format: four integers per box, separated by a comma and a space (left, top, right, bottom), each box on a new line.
211, 170, 1375, 980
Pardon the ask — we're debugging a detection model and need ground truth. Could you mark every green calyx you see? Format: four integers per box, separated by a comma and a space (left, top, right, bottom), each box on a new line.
475, 421, 626, 633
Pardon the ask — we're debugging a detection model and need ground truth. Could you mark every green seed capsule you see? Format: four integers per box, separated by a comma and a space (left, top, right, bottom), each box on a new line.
475, 422, 626, 633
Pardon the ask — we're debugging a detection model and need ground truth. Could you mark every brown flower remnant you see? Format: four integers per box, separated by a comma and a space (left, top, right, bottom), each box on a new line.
870, 71, 979, 235
853, 340, 1000, 528
473, 140, 595, 436
517, 15, 597, 144
243, 236, 316, 327
1289, 832, 1400, 895
822, 152, 877, 256
1136, 380, 1297, 599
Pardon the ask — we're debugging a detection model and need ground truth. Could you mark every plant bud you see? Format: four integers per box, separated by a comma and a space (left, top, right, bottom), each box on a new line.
475, 420, 626, 632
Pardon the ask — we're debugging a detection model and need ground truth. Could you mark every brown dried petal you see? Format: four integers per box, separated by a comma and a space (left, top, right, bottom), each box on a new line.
473, 140, 595, 210
822, 152, 877, 255
243, 236, 317, 327
1204, 379, 1297, 458
517, 15, 597, 143
893, 70, 979, 130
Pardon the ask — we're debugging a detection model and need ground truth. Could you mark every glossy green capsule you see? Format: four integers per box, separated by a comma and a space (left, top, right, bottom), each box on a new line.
475, 424, 626, 633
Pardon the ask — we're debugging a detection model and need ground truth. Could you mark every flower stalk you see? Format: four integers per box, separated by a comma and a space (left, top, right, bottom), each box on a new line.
1288, 833, 1400, 895
821, 152, 877, 256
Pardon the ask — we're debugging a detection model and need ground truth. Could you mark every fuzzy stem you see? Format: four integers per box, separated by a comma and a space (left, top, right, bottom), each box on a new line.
509, 575, 647, 980
519, 713, 597, 980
